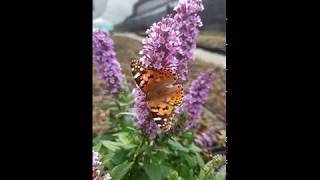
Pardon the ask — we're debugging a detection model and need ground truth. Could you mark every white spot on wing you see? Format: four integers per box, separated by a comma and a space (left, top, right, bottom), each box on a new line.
153, 117, 161, 121
134, 72, 141, 79
139, 80, 145, 87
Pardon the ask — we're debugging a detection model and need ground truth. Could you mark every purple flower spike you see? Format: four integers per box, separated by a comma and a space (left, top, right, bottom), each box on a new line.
133, 0, 205, 137
93, 150, 112, 180
140, 16, 182, 72
194, 131, 213, 148
92, 150, 101, 180
133, 88, 157, 139
173, 0, 204, 82
180, 72, 214, 128
174, 0, 204, 15
92, 150, 101, 169
194, 127, 224, 150
140, 0, 204, 83
93, 31, 124, 95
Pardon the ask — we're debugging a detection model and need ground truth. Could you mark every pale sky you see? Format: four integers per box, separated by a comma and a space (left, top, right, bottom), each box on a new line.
93, 0, 139, 25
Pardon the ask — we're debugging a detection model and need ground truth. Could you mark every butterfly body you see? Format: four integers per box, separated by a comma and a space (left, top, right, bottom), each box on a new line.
131, 58, 184, 131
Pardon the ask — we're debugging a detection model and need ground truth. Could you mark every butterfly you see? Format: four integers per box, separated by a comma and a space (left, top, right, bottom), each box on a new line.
131, 58, 184, 131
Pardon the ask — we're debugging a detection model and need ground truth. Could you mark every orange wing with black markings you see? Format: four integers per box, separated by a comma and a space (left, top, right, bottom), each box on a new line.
131, 58, 184, 131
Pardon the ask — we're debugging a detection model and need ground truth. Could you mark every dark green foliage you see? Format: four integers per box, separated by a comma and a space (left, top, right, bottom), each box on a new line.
93, 91, 225, 180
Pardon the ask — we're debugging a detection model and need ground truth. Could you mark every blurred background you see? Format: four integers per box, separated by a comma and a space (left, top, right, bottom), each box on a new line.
93, 0, 225, 52
93, 0, 226, 137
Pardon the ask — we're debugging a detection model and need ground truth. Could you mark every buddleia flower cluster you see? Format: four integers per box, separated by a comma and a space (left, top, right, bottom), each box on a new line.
194, 127, 226, 150
93, 31, 124, 95
180, 72, 214, 128
134, 0, 204, 138
139, 0, 204, 83
93, 150, 111, 180
133, 88, 157, 139
93, 150, 101, 180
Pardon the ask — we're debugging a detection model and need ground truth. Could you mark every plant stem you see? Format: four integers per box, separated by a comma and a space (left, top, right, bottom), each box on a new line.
133, 135, 146, 163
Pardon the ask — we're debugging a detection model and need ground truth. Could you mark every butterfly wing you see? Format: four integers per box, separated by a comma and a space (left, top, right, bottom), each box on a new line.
131, 58, 176, 94
149, 102, 175, 131
131, 58, 184, 131
147, 83, 183, 131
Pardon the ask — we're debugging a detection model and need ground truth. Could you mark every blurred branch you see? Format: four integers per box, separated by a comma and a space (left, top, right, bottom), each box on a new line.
208, 145, 226, 154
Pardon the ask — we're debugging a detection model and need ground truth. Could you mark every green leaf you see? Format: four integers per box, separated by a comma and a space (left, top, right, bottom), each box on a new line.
214, 174, 225, 180
177, 164, 194, 180
110, 150, 129, 165
144, 163, 171, 180
115, 98, 134, 108
110, 161, 134, 180
196, 153, 205, 167
167, 170, 183, 180
183, 131, 194, 142
168, 139, 189, 152
102, 140, 123, 151
101, 152, 115, 169
113, 132, 131, 144
115, 112, 136, 118
197, 170, 214, 180
125, 127, 137, 132
128, 167, 150, 180
96, 132, 117, 141
102, 140, 136, 152
197, 156, 226, 180
214, 165, 226, 180
121, 144, 137, 150
117, 101, 134, 107
159, 147, 172, 154
152, 150, 169, 161
93, 102, 117, 110
184, 154, 197, 167
189, 144, 202, 153
93, 142, 102, 152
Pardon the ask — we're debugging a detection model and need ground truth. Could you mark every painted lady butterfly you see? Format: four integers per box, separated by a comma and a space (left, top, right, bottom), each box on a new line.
131, 58, 184, 131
